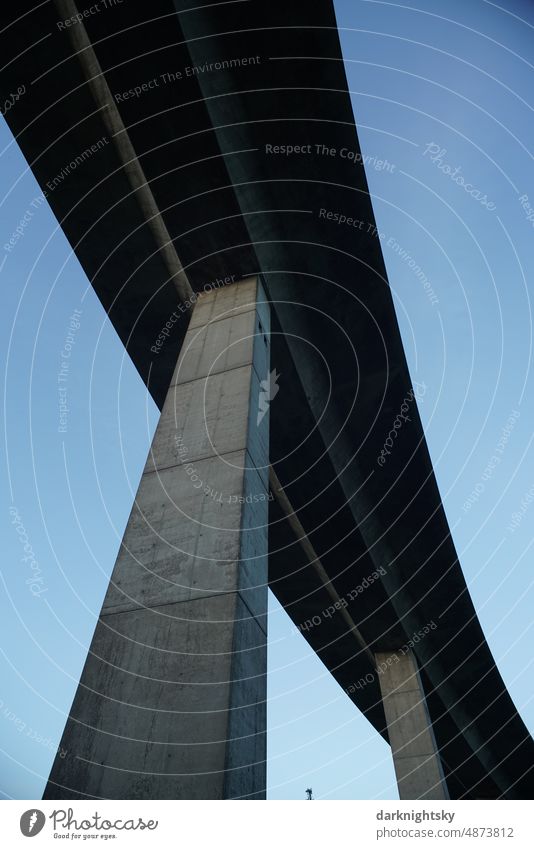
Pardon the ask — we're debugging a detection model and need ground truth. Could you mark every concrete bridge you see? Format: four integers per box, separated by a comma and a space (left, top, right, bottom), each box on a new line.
2, 0, 533, 799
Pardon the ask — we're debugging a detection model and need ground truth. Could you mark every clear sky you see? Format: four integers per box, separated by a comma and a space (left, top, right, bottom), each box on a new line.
1, 0, 534, 800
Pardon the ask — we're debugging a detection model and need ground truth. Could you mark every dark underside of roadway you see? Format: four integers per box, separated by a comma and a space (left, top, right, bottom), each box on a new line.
1, 0, 533, 798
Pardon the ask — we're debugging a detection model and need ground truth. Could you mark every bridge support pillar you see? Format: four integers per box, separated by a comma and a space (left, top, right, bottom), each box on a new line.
376, 649, 449, 800
44, 276, 270, 800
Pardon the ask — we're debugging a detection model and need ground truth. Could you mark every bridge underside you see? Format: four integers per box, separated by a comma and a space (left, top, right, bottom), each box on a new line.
2, 0, 534, 798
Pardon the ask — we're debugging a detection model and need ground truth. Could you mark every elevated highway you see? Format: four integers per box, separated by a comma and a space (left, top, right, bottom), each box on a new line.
1, 0, 533, 799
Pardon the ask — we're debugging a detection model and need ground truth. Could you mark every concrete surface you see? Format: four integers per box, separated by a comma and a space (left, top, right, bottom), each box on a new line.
44, 277, 270, 799
376, 649, 449, 800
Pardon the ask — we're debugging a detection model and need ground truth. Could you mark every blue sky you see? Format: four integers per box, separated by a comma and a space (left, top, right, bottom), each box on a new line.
1, 0, 534, 800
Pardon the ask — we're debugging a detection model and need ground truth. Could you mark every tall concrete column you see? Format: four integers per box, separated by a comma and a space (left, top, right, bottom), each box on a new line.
376, 649, 449, 800
45, 276, 270, 800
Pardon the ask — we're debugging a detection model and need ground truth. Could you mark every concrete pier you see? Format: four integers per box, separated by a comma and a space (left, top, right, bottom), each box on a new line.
376, 649, 449, 800
44, 277, 270, 799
